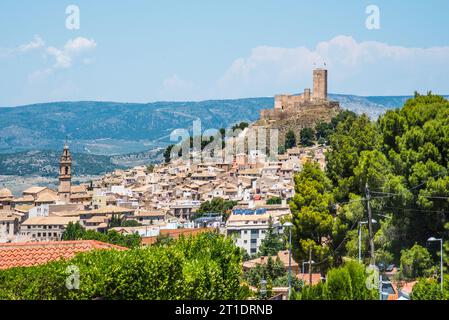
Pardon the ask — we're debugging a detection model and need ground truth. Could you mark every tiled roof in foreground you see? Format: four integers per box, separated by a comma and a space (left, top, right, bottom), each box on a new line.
0, 240, 127, 270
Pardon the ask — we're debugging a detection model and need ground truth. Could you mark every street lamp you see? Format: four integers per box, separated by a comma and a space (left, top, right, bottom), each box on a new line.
427, 237, 444, 293
283, 221, 293, 299
358, 219, 377, 263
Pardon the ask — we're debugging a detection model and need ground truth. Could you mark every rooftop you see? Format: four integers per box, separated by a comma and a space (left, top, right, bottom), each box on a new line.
0, 240, 127, 270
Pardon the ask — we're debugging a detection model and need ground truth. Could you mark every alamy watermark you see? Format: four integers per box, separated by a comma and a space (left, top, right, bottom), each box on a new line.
365, 5, 380, 30
65, 265, 80, 290
168, 120, 279, 166
66, 5, 80, 30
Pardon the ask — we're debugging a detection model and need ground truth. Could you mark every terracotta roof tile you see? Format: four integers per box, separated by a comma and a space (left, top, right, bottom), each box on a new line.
0, 240, 127, 270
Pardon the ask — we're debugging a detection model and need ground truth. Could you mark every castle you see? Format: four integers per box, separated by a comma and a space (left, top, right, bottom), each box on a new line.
260, 68, 340, 121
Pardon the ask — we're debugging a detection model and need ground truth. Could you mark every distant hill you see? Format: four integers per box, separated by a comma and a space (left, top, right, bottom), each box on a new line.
0, 148, 165, 178
1, 95, 447, 157
0, 150, 121, 177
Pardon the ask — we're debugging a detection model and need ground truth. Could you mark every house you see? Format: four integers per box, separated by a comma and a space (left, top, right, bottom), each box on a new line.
296, 273, 323, 286
0, 240, 127, 270
19, 216, 79, 242
0, 211, 20, 242
0, 188, 13, 210
140, 227, 215, 247
78, 205, 135, 222
169, 201, 200, 221
243, 250, 300, 274
129, 210, 166, 225
23, 187, 58, 202
226, 210, 283, 255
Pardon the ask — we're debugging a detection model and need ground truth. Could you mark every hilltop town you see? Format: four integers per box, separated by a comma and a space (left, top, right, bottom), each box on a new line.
0, 68, 333, 256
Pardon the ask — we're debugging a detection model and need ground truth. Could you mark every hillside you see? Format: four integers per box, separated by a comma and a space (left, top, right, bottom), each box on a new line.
0, 98, 272, 155
1, 94, 439, 156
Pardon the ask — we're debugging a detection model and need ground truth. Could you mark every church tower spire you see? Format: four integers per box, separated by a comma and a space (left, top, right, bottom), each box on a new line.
58, 143, 72, 202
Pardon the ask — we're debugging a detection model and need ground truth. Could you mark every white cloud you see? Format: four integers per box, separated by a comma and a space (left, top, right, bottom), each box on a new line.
18, 35, 45, 52
217, 35, 449, 96
46, 37, 96, 69
0, 35, 45, 58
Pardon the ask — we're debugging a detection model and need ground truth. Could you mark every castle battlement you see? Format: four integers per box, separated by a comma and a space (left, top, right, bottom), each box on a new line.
261, 68, 339, 120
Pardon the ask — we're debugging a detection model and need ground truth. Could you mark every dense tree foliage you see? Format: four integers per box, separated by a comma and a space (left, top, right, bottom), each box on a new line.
411, 276, 449, 300
322, 93, 449, 265
293, 261, 377, 300
266, 196, 282, 205
289, 94, 449, 287
195, 198, 238, 221
285, 130, 297, 150
300, 128, 315, 147
399, 244, 433, 279
289, 162, 345, 271
258, 216, 285, 257
63, 222, 141, 248
0, 233, 250, 300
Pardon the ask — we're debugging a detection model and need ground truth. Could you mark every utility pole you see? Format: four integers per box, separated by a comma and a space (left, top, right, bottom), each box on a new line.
309, 247, 313, 287
366, 183, 375, 265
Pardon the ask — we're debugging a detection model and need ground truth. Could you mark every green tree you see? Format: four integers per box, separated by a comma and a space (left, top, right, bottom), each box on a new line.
324, 266, 353, 300
121, 220, 142, 227
293, 261, 377, 300
411, 277, 446, 300
400, 244, 433, 279
195, 198, 237, 221
258, 216, 284, 257
300, 127, 315, 147
290, 162, 338, 270
285, 130, 297, 149
266, 197, 282, 205
62, 222, 85, 240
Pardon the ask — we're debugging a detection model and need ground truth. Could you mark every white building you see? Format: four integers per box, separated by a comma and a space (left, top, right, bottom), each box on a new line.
19, 216, 79, 242
225, 207, 286, 256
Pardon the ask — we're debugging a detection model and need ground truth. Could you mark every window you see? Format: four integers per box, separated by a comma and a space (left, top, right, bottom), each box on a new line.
251, 239, 257, 244
251, 229, 259, 235
251, 248, 257, 254
37, 233, 41, 237
243, 240, 247, 244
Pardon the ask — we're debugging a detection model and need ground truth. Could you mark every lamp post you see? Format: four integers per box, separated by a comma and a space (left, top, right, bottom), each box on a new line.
358, 219, 377, 263
283, 222, 293, 299
428, 237, 444, 293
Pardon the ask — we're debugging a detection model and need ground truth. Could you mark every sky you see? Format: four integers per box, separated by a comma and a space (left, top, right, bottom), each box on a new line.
1, 0, 449, 106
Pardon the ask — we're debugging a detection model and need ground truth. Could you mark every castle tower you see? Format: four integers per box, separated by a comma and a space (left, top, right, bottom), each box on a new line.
58, 144, 72, 203
312, 68, 328, 101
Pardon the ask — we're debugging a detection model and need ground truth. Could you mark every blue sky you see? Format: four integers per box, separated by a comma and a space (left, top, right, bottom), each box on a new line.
1, 0, 449, 106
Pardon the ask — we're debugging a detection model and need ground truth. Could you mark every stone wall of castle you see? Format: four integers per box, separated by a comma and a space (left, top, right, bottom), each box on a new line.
260, 68, 336, 121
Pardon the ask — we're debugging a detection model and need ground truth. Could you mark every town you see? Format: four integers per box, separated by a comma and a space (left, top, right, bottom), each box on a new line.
1, 68, 448, 302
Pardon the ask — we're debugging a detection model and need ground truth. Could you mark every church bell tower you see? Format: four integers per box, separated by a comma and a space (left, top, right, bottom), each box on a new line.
58, 144, 72, 202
